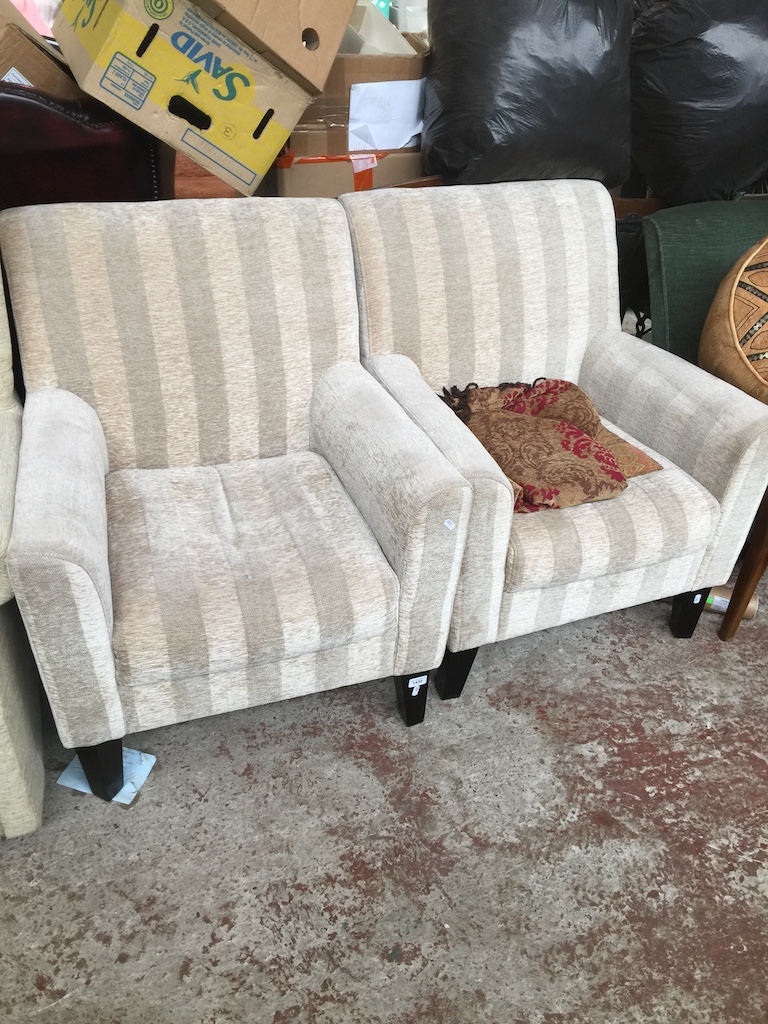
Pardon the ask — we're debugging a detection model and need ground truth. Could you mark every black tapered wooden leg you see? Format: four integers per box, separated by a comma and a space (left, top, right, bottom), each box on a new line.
394, 671, 430, 726
670, 588, 711, 638
76, 739, 125, 802
433, 647, 479, 700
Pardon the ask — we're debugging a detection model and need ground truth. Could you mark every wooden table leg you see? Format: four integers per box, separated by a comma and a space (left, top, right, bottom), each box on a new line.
719, 485, 768, 640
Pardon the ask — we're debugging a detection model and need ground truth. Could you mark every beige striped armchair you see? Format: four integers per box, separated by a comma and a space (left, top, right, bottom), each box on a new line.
0, 197, 472, 802
341, 179, 768, 697
0, 282, 43, 839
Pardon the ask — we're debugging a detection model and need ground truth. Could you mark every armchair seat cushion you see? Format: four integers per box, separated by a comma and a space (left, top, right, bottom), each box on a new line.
504, 425, 718, 591
107, 453, 399, 690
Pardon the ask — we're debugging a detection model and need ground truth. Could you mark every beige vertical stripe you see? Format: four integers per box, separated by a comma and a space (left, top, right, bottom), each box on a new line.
167, 207, 230, 467
101, 210, 169, 469
2, 220, 58, 393
404, 199, 451, 384
138, 210, 202, 467
461, 192, 503, 386
202, 207, 261, 465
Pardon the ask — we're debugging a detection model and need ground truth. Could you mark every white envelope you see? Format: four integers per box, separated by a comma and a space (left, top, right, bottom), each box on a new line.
348, 77, 425, 151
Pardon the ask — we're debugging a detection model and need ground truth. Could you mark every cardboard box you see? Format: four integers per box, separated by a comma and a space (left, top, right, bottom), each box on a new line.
291, 7, 428, 158
324, 46, 425, 103
276, 147, 423, 198
53, 0, 312, 196
0, 22, 83, 98
340, 0, 415, 56
193, 0, 357, 95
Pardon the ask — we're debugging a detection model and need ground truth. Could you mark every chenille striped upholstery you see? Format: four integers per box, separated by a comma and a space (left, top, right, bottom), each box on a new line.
0, 283, 43, 839
0, 198, 471, 750
0, 303, 20, 607
341, 179, 768, 654
5, 200, 363, 470
0, 601, 43, 839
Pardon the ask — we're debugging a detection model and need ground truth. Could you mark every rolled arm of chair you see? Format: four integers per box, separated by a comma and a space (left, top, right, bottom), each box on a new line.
310, 362, 472, 676
365, 353, 515, 652
8, 389, 124, 747
580, 329, 768, 583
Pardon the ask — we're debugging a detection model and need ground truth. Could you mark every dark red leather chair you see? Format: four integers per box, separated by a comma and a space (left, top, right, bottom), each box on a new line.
0, 81, 175, 210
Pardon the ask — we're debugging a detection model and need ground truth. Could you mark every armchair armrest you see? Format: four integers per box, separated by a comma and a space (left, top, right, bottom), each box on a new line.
580, 329, 768, 583
310, 362, 472, 675
8, 389, 124, 747
365, 354, 515, 653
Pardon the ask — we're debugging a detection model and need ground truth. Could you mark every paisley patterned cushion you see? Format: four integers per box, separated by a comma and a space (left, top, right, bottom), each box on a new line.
592, 423, 663, 481
440, 379, 661, 513
699, 236, 768, 404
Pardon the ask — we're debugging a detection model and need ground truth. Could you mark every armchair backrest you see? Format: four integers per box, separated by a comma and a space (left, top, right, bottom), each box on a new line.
341, 179, 620, 390
0, 198, 360, 470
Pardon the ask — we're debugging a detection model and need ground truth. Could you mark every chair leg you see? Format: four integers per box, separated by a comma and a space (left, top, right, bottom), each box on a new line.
669, 588, 711, 638
433, 647, 479, 700
76, 739, 124, 802
393, 672, 430, 726
719, 486, 768, 641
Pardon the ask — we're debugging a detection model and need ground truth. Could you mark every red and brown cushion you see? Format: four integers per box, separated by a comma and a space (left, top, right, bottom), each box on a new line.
592, 424, 663, 480
440, 379, 662, 512
699, 235, 768, 404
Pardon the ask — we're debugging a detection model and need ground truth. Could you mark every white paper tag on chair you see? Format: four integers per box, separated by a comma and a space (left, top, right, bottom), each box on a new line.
408, 674, 428, 695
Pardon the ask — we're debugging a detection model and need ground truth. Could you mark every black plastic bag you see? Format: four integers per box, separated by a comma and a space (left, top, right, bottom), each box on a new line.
631, 1, 768, 204
421, 0, 632, 187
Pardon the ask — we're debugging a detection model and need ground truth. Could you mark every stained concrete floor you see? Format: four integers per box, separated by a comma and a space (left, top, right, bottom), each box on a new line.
2, 571, 768, 1024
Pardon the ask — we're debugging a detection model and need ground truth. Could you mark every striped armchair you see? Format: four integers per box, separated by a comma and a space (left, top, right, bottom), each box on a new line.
341, 179, 768, 697
0, 197, 471, 801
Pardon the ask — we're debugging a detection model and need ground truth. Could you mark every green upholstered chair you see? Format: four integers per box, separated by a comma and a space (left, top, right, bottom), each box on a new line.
644, 198, 768, 638
643, 199, 768, 365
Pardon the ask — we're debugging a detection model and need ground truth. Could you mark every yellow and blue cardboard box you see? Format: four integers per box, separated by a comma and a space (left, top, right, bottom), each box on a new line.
53, 0, 313, 195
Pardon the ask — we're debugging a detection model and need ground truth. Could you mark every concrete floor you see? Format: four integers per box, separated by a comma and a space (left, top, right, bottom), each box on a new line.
2, 571, 768, 1024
